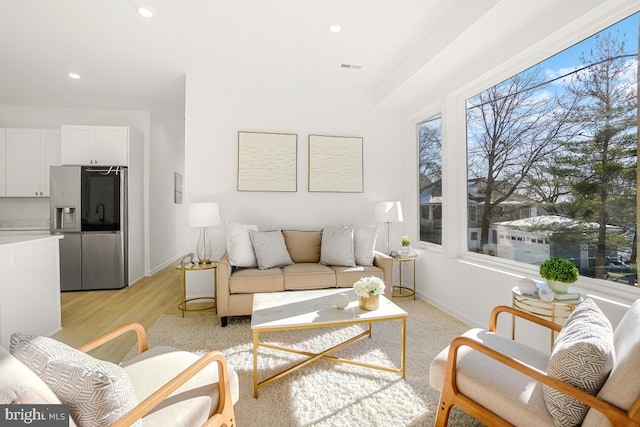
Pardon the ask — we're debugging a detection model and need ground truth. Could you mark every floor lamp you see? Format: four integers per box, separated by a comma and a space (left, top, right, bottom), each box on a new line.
374, 201, 403, 255
187, 202, 221, 264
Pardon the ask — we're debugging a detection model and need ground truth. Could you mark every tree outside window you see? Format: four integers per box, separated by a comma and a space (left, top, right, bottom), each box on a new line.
466, 13, 638, 287
418, 116, 442, 245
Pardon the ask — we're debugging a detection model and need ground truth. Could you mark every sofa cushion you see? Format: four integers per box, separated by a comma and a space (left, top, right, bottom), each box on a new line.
229, 268, 284, 293
225, 222, 259, 267
332, 265, 384, 287
583, 298, 640, 426
283, 263, 336, 290
354, 225, 379, 266
249, 230, 293, 270
430, 328, 554, 427
320, 225, 355, 267
282, 230, 322, 263
543, 299, 615, 427
10, 333, 140, 427
122, 346, 240, 427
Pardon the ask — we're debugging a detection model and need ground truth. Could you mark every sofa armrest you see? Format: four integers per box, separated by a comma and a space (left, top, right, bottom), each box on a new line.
373, 250, 393, 299
217, 252, 232, 318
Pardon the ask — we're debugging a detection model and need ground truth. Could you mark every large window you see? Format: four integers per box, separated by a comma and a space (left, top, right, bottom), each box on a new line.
418, 115, 442, 244
466, 13, 638, 287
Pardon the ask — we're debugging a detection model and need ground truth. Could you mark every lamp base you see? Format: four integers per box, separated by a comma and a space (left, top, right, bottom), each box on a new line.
198, 259, 213, 265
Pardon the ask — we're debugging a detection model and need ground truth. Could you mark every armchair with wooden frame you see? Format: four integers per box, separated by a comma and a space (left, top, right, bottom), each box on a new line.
77, 322, 239, 427
430, 300, 640, 427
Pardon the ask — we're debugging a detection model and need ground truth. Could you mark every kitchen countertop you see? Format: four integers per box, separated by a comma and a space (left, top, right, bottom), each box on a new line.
0, 218, 49, 231
0, 234, 62, 247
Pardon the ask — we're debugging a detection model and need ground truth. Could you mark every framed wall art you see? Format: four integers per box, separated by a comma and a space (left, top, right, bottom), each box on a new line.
308, 134, 363, 192
237, 131, 297, 192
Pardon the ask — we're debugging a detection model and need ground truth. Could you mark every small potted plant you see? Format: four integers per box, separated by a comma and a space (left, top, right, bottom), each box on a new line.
401, 235, 411, 254
353, 276, 385, 310
539, 258, 578, 293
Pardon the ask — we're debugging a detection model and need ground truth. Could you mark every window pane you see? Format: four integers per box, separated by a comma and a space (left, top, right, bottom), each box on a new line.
418, 115, 442, 244
466, 14, 638, 287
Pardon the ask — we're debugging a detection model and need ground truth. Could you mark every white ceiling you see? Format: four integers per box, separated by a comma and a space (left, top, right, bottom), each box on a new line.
0, 0, 636, 114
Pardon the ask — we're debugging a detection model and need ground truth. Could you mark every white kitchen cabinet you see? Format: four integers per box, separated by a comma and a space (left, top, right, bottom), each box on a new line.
0, 128, 5, 197
61, 125, 129, 166
40, 129, 62, 196
5, 128, 60, 197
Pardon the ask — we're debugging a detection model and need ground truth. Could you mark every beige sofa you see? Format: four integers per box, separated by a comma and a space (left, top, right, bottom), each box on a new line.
217, 228, 393, 327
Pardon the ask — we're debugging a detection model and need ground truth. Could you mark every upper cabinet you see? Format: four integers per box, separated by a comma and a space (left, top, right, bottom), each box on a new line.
61, 125, 129, 166
5, 128, 60, 197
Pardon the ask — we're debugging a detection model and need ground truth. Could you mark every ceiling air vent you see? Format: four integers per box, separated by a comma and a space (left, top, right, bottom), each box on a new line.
340, 64, 362, 70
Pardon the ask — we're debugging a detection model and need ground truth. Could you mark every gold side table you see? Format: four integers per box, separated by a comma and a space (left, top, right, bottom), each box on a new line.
392, 254, 417, 299
511, 287, 582, 350
175, 262, 217, 317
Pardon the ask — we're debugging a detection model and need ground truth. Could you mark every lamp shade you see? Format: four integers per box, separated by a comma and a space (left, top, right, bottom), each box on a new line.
187, 202, 221, 228
374, 201, 403, 223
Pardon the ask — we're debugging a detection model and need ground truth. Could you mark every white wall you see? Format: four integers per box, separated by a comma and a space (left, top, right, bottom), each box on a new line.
0, 105, 149, 284
149, 109, 187, 273
183, 71, 404, 297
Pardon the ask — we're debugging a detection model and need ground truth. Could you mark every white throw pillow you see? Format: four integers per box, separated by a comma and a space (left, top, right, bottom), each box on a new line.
320, 226, 356, 267
225, 222, 259, 267
543, 299, 615, 427
10, 333, 141, 427
354, 225, 378, 266
249, 230, 293, 270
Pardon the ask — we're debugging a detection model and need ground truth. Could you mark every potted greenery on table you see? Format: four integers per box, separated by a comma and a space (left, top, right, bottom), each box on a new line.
401, 235, 411, 254
539, 257, 579, 293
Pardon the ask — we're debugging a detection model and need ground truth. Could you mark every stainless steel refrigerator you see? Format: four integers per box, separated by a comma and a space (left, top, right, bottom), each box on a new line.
50, 166, 128, 291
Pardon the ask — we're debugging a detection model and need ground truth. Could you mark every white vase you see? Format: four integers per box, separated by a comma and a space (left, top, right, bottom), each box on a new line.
547, 280, 569, 293
335, 293, 349, 309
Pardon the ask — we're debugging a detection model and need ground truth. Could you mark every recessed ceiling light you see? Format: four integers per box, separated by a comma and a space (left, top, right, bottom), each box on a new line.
328, 23, 342, 33
68, 73, 81, 79
136, 5, 155, 18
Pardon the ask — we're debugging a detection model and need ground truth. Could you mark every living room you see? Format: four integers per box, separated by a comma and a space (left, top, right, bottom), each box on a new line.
1, 1, 640, 425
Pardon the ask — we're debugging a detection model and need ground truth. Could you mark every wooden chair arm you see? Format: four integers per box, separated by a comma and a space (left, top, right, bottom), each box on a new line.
76, 322, 148, 354
445, 335, 634, 426
111, 350, 234, 427
488, 305, 563, 333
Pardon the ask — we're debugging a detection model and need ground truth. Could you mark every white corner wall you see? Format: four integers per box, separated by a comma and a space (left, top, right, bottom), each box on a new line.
182, 71, 404, 297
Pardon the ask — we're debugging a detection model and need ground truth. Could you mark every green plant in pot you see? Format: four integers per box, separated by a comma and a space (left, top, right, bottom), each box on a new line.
539, 258, 578, 293
401, 235, 411, 253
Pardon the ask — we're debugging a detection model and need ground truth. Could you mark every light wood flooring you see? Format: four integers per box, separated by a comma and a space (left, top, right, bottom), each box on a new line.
51, 263, 210, 363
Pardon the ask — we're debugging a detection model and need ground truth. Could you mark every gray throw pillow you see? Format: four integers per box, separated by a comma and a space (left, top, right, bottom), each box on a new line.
249, 230, 293, 270
543, 299, 615, 427
354, 225, 378, 266
320, 226, 355, 267
10, 333, 141, 427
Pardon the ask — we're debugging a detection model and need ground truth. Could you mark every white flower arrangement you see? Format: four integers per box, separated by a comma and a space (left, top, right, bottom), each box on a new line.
353, 276, 385, 298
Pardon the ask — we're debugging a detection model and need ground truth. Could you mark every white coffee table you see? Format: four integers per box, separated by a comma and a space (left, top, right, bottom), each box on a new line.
251, 288, 407, 397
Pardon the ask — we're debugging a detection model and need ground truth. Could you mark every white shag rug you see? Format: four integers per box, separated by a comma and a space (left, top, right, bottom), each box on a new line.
124, 299, 483, 427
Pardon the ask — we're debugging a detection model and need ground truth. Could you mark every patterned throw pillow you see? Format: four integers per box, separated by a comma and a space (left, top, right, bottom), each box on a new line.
10, 333, 141, 427
354, 225, 378, 266
225, 222, 259, 267
543, 299, 615, 427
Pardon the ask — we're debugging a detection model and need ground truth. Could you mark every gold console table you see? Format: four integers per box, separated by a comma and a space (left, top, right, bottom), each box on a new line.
175, 262, 217, 317
511, 287, 582, 350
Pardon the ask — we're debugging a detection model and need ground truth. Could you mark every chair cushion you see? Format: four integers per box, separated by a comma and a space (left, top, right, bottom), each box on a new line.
10, 333, 140, 427
354, 225, 378, 266
122, 346, 240, 427
225, 222, 258, 267
583, 298, 640, 426
320, 225, 355, 267
430, 328, 554, 427
249, 230, 293, 270
543, 299, 615, 427
282, 230, 321, 263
